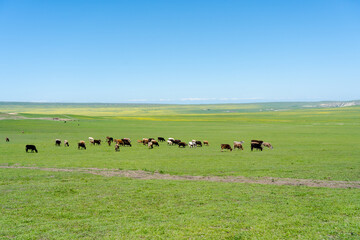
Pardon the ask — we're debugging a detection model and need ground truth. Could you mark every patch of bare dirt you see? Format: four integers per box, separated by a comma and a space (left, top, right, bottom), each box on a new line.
1, 166, 359, 189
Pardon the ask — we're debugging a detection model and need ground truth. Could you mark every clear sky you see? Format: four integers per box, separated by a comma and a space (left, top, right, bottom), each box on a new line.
0, 0, 359, 103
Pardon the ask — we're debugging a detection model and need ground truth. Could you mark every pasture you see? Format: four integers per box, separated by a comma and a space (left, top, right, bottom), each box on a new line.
1, 103, 360, 239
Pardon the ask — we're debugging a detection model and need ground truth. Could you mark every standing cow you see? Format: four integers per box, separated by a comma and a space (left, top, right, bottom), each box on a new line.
55, 139, 61, 146
26, 145, 38, 153
221, 144, 232, 152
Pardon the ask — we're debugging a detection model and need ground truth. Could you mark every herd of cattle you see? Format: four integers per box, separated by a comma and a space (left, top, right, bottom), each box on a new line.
5, 136, 273, 153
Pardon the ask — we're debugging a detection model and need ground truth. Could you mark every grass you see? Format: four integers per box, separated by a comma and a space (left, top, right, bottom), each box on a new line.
1, 102, 360, 239
1, 169, 359, 239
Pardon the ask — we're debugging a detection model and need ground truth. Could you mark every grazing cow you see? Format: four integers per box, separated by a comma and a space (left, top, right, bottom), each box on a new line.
173, 139, 181, 145
188, 141, 196, 148
6, 137, 10, 142
233, 141, 244, 150
178, 142, 187, 148
55, 139, 61, 146
26, 145, 38, 153
115, 144, 120, 152
158, 137, 165, 142
167, 140, 174, 145
203, 141, 209, 146
142, 138, 149, 145
92, 139, 101, 145
262, 142, 273, 149
221, 144, 232, 152
195, 141, 202, 147
107, 139, 112, 146
122, 139, 132, 147
78, 141, 86, 150
137, 139, 143, 143
123, 138, 131, 143
88, 137, 94, 143
251, 142, 263, 151
168, 138, 175, 142
151, 140, 159, 147
148, 138, 155, 142
106, 136, 114, 142
148, 141, 153, 149
64, 140, 69, 147
114, 139, 124, 146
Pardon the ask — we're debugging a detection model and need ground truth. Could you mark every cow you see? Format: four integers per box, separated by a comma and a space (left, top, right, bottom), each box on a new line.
203, 141, 209, 146
151, 140, 159, 147
221, 144, 232, 152
251, 142, 263, 151
115, 144, 120, 152
64, 140, 69, 147
142, 138, 149, 145
148, 141, 153, 149
233, 141, 244, 150
78, 141, 86, 150
167, 140, 174, 145
92, 139, 101, 145
107, 139, 112, 146
195, 141, 202, 147
178, 142, 187, 148
173, 139, 181, 145
55, 139, 61, 146
262, 142, 273, 149
106, 136, 114, 142
122, 139, 131, 147
114, 139, 124, 146
188, 141, 196, 148
158, 137, 165, 142
137, 140, 143, 143
26, 145, 38, 153
88, 137, 94, 143
168, 138, 175, 142
6, 137, 10, 142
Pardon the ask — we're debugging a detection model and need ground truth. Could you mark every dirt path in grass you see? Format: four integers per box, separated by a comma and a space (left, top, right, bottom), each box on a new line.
1, 165, 359, 189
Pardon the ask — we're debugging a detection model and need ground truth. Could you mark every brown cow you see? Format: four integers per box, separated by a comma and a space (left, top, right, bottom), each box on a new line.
114, 139, 124, 146
262, 142, 273, 149
6, 137, 10, 142
221, 144, 232, 152
178, 142, 186, 148
233, 143, 243, 150
203, 141, 209, 146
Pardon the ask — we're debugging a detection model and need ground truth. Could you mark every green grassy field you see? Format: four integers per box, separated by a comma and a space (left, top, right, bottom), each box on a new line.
1, 103, 360, 239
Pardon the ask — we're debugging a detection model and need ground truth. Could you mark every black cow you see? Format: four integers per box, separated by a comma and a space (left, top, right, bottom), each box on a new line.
178, 142, 186, 148
122, 139, 132, 147
55, 139, 61, 146
158, 137, 165, 142
173, 139, 181, 145
26, 145, 38, 153
195, 141, 202, 147
93, 139, 101, 145
251, 142, 263, 151
78, 142, 86, 150
6, 137, 9, 142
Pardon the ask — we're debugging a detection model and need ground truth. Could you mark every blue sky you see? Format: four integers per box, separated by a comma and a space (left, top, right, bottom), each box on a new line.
0, 0, 359, 103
